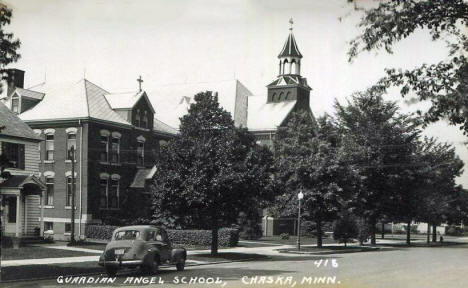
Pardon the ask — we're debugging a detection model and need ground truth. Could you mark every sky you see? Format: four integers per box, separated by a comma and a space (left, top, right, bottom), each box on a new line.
2, 0, 467, 186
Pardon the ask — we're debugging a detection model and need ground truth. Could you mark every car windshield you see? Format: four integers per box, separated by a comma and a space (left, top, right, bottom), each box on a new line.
114, 230, 141, 240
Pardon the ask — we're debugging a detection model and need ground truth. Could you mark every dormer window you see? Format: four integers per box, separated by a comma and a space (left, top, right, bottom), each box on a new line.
142, 111, 148, 128
135, 110, 140, 127
11, 96, 19, 114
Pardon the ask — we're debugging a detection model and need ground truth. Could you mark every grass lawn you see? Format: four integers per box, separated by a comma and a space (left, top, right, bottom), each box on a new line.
278, 245, 380, 255
256, 235, 337, 246
190, 252, 268, 263
1, 261, 102, 282
2, 245, 98, 260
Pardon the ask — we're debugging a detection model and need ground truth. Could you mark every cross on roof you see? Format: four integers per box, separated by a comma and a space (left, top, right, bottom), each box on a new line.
137, 75, 144, 92
289, 17, 293, 31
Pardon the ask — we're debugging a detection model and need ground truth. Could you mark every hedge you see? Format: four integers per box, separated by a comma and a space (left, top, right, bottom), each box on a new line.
85, 225, 239, 247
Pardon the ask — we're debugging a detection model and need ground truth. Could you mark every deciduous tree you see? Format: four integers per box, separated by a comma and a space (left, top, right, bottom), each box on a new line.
0, 4, 21, 94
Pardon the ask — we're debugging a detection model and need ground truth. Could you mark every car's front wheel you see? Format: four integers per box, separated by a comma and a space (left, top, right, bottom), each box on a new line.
142, 257, 159, 275
176, 258, 185, 271
105, 266, 118, 277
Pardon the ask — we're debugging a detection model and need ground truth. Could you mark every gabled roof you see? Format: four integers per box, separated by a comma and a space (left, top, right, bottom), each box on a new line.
153, 118, 178, 135
267, 75, 311, 90
19, 79, 130, 126
147, 79, 252, 129
278, 32, 302, 58
0, 174, 46, 190
105, 91, 155, 114
0, 101, 42, 141
14, 87, 45, 100
247, 96, 297, 131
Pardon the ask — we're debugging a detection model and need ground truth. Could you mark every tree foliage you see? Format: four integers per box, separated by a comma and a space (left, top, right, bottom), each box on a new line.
0, 4, 21, 94
349, 0, 468, 133
336, 91, 421, 244
150, 92, 275, 254
272, 112, 358, 247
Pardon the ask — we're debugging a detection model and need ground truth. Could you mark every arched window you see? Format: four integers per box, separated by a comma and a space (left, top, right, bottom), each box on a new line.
142, 111, 148, 128
44, 129, 55, 161
285, 91, 291, 100
111, 132, 121, 163
137, 136, 145, 166
279, 92, 284, 101
279, 61, 282, 75
291, 60, 297, 75
283, 59, 289, 74
65, 128, 77, 161
135, 110, 140, 127
272, 93, 277, 102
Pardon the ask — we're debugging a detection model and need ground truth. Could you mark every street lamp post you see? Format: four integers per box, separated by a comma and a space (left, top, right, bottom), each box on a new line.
297, 190, 304, 251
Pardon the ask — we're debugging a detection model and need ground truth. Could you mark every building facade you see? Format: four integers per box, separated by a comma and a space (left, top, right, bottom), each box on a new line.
2, 73, 177, 240
0, 101, 45, 238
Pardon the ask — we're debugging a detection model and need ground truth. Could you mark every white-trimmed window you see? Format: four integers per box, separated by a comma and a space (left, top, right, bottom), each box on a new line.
45, 133, 54, 160
111, 132, 121, 163
99, 130, 110, 162
66, 176, 76, 207
45, 176, 54, 205
135, 110, 140, 127
66, 129, 77, 161
11, 95, 19, 113
142, 111, 148, 128
99, 173, 119, 209
99, 177, 108, 208
65, 223, 71, 233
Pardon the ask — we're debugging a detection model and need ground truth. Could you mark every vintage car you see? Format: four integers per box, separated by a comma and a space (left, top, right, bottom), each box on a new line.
98, 225, 187, 276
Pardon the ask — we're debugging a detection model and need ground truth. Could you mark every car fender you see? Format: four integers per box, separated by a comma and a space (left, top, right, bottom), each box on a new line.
143, 248, 161, 266
171, 248, 187, 263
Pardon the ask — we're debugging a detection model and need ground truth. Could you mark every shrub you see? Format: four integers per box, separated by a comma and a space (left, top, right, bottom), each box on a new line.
280, 233, 290, 240
85, 224, 239, 247
85, 225, 119, 240
333, 217, 359, 247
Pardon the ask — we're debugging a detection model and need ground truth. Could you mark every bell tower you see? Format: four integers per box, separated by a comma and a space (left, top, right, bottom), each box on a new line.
267, 19, 311, 109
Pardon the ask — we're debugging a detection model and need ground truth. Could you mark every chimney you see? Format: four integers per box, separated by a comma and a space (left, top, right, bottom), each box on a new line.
6, 68, 25, 96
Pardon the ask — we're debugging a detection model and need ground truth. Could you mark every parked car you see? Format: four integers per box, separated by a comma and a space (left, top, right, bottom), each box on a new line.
98, 225, 187, 276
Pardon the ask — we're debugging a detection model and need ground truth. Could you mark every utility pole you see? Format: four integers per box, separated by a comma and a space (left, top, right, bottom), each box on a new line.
70, 145, 76, 245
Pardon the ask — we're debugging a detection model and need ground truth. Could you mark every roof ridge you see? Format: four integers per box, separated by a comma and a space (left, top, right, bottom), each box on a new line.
83, 79, 91, 117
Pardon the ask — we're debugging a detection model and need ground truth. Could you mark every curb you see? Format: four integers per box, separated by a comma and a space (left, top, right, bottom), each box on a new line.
0, 257, 268, 284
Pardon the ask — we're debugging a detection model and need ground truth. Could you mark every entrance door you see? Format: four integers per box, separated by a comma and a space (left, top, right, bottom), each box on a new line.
4, 197, 18, 234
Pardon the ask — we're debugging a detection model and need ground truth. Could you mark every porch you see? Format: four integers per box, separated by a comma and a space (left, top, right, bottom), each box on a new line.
0, 174, 45, 238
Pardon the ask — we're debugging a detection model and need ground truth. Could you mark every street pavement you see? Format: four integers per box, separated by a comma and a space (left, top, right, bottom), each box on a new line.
3, 238, 468, 288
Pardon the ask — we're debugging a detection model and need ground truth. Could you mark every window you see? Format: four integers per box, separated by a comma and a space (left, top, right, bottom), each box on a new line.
135, 110, 140, 127
111, 137, 120, 163
1, 142, 25, 169
108, 179, 119, 208
99, 178, 108, 208
100, 135, 109, 162
45, 134, 54, 160
137, 141, 144, 166
44, 222, 53, 231
66, 176, 76, 207
11, 96, 19, 113
65, 223, 71, 233
66, 133, 77, 160
7, 197, 16, 223
142, 111, 148, 128
45, 177, 54, 205
114, 230, 141, 240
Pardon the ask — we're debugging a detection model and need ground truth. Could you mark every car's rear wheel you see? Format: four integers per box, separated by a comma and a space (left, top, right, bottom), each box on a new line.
176, 258, 185, 271
105, 266, 118, 277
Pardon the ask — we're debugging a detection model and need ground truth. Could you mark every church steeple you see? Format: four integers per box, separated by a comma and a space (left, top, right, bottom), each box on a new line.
278, 18, 302, 76
266, 19, 311, 106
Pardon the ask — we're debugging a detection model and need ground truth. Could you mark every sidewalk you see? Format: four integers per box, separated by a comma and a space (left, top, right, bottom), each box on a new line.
1, 243, 297, 267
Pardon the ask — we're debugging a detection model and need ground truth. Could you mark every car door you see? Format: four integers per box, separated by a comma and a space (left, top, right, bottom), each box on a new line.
151, 229, 171, 264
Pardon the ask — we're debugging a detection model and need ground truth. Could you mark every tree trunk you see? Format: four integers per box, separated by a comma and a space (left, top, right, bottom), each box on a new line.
211, 220, 219, 256
370, 218, 376, 245
426, 223, 430, 244
406, 220, 411, 245
381, 222, 385, 239
316, 220, 323, 248
432, 223, 437, 242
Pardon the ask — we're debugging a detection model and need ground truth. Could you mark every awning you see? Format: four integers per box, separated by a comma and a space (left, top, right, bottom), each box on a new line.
129, 166, 156, 189
0, 174, 46, 192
